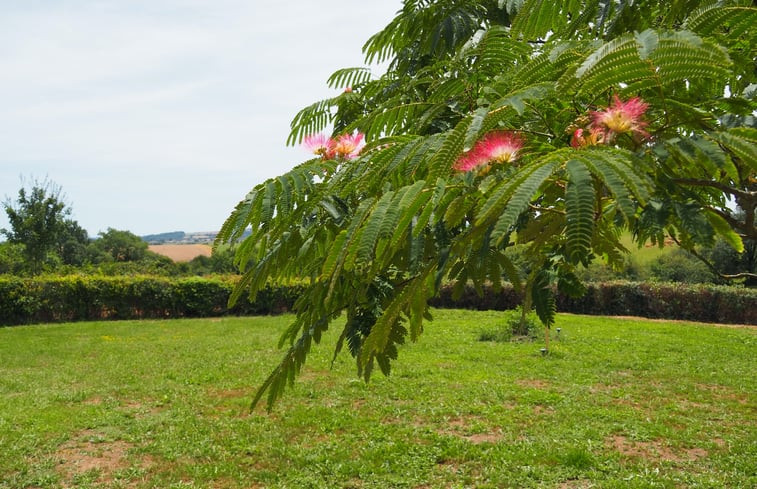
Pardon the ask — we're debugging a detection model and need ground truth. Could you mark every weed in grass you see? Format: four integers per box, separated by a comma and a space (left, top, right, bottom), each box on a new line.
561, 447, 594, 470
477, 307, 541, 343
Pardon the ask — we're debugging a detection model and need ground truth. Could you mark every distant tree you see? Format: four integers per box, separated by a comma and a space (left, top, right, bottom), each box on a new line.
708, 238, 757, 285
2, 178, 71, 274
209, 247, 238, 274
58, 219, 91, 266
650, 249, 717, 284
92, 228, 148, 262
0, 242, 26, 275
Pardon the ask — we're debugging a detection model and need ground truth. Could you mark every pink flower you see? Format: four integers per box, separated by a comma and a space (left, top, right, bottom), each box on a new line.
332, 132, 366, 159
571, 127, 606, 148
303, 133, 335, 158
590, 95, 649, 140
453, 151, 488, 172
476, 131, 524, 163
454, 130, 524, 172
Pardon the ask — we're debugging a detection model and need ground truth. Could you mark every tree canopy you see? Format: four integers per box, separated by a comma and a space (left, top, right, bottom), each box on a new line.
217, 0, 757, 410
2, 178, 78, 274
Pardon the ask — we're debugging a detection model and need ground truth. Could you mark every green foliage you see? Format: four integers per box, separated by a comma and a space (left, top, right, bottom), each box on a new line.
558, 280, 757, 324
91, 228, 149, 262
2, 274, 755, 328
57, 219, 90, 266
0, 275, 303, 326
1, 177, 76, 275
649, 248, 717, 284
477, 306, 540, 342
0, 242, 26, 275
219, 0, 757, 408
708, 238, 757, 285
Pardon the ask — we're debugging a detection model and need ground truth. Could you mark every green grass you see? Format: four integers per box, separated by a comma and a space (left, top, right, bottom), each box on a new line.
618, 232, 673, 267
1, 311, 755, 488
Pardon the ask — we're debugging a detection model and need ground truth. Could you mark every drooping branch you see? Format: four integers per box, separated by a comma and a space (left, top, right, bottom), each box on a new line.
672, 178, 756, 202
670, 236, 757, 281
672, 178, 757, 240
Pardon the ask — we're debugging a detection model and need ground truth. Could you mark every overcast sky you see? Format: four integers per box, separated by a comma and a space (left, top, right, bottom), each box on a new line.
0, 0, 401, 237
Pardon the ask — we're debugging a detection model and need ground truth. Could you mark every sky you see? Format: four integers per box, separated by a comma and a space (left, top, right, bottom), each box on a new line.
0, 0, 402, 237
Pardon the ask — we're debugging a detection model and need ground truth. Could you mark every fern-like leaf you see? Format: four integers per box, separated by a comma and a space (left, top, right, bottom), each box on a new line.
327, 67, 372, 89
685, 5, 757, 39
709, 128, 757, 172
565, 160, 595, 265
532, 269, 556, 327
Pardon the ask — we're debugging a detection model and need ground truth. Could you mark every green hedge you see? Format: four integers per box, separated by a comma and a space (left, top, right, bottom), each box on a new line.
0, 275, 303, 326
431, 281, 757, 325
1, 276, 754, 326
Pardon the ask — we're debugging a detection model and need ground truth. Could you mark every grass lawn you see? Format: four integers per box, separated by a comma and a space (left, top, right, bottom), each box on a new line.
0, 311, 754, 488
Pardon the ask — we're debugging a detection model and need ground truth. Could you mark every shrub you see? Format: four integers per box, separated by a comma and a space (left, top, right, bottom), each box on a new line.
477, 307, 540, 342
649, 249, 716, 284
0, 275, 302, 326
0, 276, 754, 326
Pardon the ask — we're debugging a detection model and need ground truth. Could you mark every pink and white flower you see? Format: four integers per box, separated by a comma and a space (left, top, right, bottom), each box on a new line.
302, 133, 335, 158
453, 130, 524, 173
476, 131, 524, 164
590, 95, 649, 140
332, 132, 366, 159
570, 127, 607, 148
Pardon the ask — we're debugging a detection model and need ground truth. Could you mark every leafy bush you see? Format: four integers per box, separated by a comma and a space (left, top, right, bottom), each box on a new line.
477, 307, 540, 342
649, 249, 716, 284
1, 276, 754, 326
556, 281, 757, 324
577, 255, 646, 283
0, 275, 304, 326
433, 281, 756, 325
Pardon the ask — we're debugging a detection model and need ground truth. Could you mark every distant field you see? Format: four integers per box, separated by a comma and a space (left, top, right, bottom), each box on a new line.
619, 232, 674, 266
0, 311, 754, 488
148, 244, 212, 262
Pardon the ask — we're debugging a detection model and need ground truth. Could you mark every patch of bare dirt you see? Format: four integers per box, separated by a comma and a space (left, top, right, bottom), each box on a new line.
297, 369, 337, 386
532, 405, 556, 415
712, 438, 727, 448
605, 435, 708, 463
695, 384, 751, 405
516, 379, 549, 389
463, 432, 503, 444
437, 416, 503, 445
558, 480, 594, 489
120, 399, 163, 419
210, 388, 248, 400
55, 430, 132, 485
612, 398, 649, 412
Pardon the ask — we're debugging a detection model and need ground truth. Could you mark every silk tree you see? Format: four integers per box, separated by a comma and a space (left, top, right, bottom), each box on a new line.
216, 0, 757, 409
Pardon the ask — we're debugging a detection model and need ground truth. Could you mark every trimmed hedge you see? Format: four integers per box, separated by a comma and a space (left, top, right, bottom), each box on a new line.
0, 275, 303, 326
431, 281, 757, 325
1, 276, 755, 326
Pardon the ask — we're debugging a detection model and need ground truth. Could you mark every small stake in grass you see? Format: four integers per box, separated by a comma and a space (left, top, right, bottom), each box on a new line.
540, 347, 548, 356
556, 327, 562, 339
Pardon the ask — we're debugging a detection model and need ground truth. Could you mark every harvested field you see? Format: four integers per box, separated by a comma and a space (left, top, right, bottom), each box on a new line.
148, 244, 212, 262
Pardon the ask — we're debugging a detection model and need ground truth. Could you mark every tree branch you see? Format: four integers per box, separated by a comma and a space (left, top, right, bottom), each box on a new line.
672, 178, 756, 201
670, 236, 757, 281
